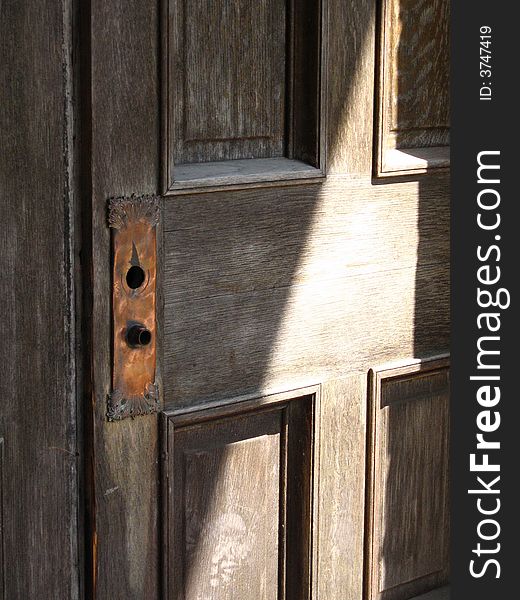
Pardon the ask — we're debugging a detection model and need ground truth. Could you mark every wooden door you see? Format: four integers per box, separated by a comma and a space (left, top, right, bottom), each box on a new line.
86, 1, 450, 599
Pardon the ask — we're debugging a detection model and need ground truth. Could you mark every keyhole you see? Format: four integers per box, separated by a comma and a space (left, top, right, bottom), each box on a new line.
126, 265, 145, 289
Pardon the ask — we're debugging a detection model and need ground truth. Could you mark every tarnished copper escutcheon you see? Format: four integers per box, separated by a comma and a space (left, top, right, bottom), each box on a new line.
107, 195, 159, 420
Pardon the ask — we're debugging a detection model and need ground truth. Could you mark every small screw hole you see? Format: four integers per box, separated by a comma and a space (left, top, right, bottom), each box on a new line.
126, 265, 145, 289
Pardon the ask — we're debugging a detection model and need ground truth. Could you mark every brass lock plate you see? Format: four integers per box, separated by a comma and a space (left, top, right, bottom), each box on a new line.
107, 195, 160, 420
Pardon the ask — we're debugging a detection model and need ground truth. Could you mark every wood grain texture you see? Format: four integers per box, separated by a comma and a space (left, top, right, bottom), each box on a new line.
0, 1, 80, 598
184, 0, 284, 142
366, 358, 450, 600
172, 414, 280, 600
164, 388, 318, 600
162, 174, 449, 407
170, 0, 286, 166
326, 0, 376, 174
163, 175, 449, 301
172, 157, 322, 190
164, 0, 324, 190
376, 0, 450, 175
89, 0, 161, 597
316, 375, 368, 600
164, 262, 448, 406
386, 0, 450, 134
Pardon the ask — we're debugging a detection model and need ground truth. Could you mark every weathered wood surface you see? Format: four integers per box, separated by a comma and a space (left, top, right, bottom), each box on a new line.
386, 0, 450, 135
377, 0, 450, 174
165, 387, 317, 600
367, 359, 450, 600
89, 0, 161, 597
173, 415, 280, 600
0, 0, 452, 597
165, 0, 323, 190
326, 0, 376, 174
172, 0, 286, 165
0, 1, 80, 598
162, 174, 449, 406
316, 375, 367, 600
164, 176, 449, 300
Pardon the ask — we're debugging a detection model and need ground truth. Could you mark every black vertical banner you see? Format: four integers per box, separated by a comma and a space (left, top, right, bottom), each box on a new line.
452, 2, 518, 599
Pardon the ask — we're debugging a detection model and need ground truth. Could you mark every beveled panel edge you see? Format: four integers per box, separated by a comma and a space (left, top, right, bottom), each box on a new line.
166, 158, 324, 194
162, 383, 321, 426
372, 354, 450, 406
162, 168, 326, 197
378, 147, 450, 178
369, 353, 450, 382
374, 144, 450, 179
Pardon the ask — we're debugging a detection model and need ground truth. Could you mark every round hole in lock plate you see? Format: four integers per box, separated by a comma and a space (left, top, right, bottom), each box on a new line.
126, 324, 152, 347
126, 265, 145, 289
138, 329, 152, 345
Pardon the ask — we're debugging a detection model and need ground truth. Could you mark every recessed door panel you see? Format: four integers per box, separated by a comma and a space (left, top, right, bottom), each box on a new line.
376, 0, 450, 175
367, 358, 450, 600
163, 390, 318, 600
